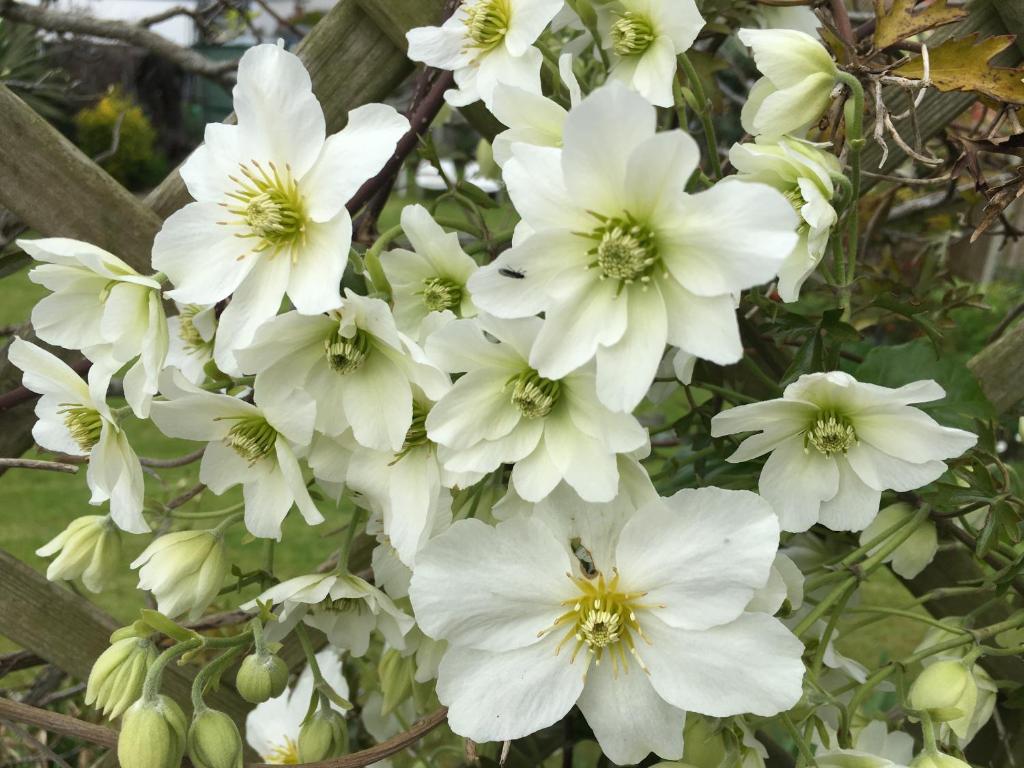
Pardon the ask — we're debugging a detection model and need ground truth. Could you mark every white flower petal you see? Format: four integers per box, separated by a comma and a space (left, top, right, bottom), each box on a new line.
285, 212, 349, 314
595, 285, 668, 412
759, 437, 839, 532
213, 255, 291, 374
845, 442, 947, 493
816, 457, 882, 532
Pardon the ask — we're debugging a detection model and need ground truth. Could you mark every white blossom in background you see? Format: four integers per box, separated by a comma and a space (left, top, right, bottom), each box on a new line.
711, 372, 977, 533
754, 4, 822, 38
738, 28, 839, 138
859, 502, 938, 579
165, 303, 217, 384
604, 0, 705, 107
490, 53, 581, 166
21, 238, 168, 417
816, 720, 914, 768
131, 529, 229, 621
425, 315, 649, 502
35, 514, 121, 593
469, 84, 798, 412
153, 43, 408, 373
409, 488, 804, 764
9, 338, 146, 533
235, 291, 449, 451
249, 572, 414, 657
149, 376, 322, 540
380, 205, 479, 342
728, 137, 841, 302
406, 0, 564, 108
246, 650, 349, 764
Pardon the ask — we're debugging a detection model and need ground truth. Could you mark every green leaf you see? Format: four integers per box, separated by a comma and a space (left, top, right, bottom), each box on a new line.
855, 340, 994, 430
139, 609, 197, 642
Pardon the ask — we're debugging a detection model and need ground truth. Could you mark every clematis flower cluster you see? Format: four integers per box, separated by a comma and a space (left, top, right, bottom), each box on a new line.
8, 8, 986, 767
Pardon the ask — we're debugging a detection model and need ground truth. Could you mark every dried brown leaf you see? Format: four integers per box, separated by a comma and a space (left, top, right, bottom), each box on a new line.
873, 0, 967, 50
893, 34, 1024, 105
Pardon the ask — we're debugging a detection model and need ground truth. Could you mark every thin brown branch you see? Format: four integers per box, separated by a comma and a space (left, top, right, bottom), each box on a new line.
830, 0, 856, 55
0, 696, 449, 768
0, 458, 79, 474
139, 447, 206, 469
0, 0, 237, 86
166, 482, 207, 510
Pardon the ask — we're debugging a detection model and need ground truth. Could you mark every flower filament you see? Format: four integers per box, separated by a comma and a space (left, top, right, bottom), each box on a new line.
543, 570, 653, 676
420, 276, 463, 313
393, 402, 431, 463
324, 328, 369, 374
463, 0, 511, 51
265, 735, 299, 764
60, 404, 103, 451
805, 412, 858, 457
508, 370, 561, 419
783, 186, 811, 235
610, 12, 656, 57
223, 161, 306, 259
582, 212, 661, 292
178, 304, 213, 355
223, 416, 278, 464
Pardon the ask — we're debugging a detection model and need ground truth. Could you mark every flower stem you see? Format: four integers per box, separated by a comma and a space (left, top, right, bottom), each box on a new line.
142, 637, 202, 702
190, 645, 244, 712
336, 507, 364, 574
677, 53, 722, 180
364, 224, 403, 298
835, 71, 864, 319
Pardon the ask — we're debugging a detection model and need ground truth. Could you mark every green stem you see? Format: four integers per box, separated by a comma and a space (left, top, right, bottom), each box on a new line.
142, 637, 202, 702
296, 623, 326, 690
164, 502, 243, 521
335, 508, 364, 574
811, 580, 856, 676
364, 224, 403, 298
677, 54, 722, 179
781, 712, 818, 766
212, 511, 244, 535
694, 383, 757, 404
190, 646, 244, 712
835, 71, 864, 319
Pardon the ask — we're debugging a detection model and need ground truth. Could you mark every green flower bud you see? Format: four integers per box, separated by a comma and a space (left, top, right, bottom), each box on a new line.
36, 515, 122, 593
298, 709, 348, 762
85, 636, 158, 719
188, 708, 243, 768
235, 651, 289, 704
378, 648, 415, 717
131, 530, 230, 621
910, 754, 973, 768
682, 714, 727, 768
118, 695, 188, 768
909, 659, 978, 723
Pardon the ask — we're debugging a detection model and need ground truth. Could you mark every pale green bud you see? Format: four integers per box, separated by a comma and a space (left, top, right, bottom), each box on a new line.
298, 709, 348, 762
378, 649, 415, 717
235, 651, 289, 704
131, 530, 230, 621
36, 515, 121, 593
188, 708, 243, 768
910, 753, 972, 768
909, 659, 977, 723
118, 695, 188, 768
85, 636, 157, 719
683, 715, 728, 768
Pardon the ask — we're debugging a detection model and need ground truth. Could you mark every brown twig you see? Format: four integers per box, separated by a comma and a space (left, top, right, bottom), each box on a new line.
0, 696, 450, 768
166, 482, 207, 510
0, 458, 79, 474
139, 447, 206, 469
830, 0, 856, 55
0, 0, 237, 86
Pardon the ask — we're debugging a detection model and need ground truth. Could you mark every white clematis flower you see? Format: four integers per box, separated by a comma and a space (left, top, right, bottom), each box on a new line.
409, 488, 805, 765
754, 5, 822, 39
165, 303, 217, 384
490, 53, 581, 166
36, 514, 121, 593
424, 315, 649, 503
711, 372, 977, 533
9, 338, 146, 533
604, 0, 705, 107
130, 528, 229, 621
728, 137, 842, 301
738, 28, 839, 139
148, 380, 322, 540
406, 0, 564, 108
22, 237, 168, 418
469, 84, 798, 412
248, 571, 414, 657
152, 43, 408, 373
246, 649, 349, 764
380, 205, 479, 342
235, 291, 449, 451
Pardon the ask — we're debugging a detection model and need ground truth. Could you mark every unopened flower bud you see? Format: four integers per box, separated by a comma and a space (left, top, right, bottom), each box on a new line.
909, 659, 977, 723
85, 636, 157, 719
378, 648, 415, 716
236, 651, 289, 704
188, 708, 243, 768
131, 529, 229, 620
298, 708, 348, 762
36, 515, 121, 593
910, 753, 972, 768
118, 695, 188, 768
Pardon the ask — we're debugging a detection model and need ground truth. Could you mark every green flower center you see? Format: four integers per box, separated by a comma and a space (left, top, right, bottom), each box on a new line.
225, 161, 306, 258
464, 0, 511, 50
224, 416, 278, 464
420, 276, 463, 313
393, 402, 431, 463
805, 413, 857, 457
324, 329, 369, 374
610, 12, 656, 56
178, 304, 212, 355
584, 214, 659, 289
60, 404, 103, 452
543, 570, 653, 674
508, 370, 561, 419
318, 596, 365, 614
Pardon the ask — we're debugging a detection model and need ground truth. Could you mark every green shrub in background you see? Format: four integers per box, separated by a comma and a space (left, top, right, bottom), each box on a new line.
74, 86, 167, 191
